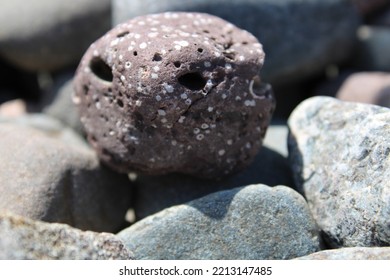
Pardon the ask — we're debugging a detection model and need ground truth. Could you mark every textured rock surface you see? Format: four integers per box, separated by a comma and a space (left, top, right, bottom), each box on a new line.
113, 0, 359, 85
0, 213, 133, 260
118, 184, 320, 260
134, 147, 295, 220
0, 116, 133, 232
0, 0, 111, 71
74, 12, 275, 178
350, 0, 390, 16
296, 247, 390, 260
288, 96, 390, 247
336, 72, 390, 107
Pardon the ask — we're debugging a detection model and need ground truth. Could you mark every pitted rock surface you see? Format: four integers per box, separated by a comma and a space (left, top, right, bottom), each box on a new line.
73, 12, 275, 178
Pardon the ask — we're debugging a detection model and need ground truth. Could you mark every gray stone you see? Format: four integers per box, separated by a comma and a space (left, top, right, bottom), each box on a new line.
112, 0, 359, 86
118, 184, 320, 260
0, 116, 133, 232
355, 26, 390, 72
0, 213, 133, 260
288, 96, 390, 247
42, 75, 85, 136
0, 0, 111, 71
134, 147, 295, 220
263, 122, 289, 157
296, 247, 390, 260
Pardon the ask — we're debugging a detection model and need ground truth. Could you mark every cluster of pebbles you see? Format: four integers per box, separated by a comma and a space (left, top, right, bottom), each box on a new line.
1, 0, 390, 260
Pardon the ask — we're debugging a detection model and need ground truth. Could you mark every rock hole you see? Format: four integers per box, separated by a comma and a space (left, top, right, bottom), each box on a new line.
133, 51, 138, 56
117, 99, 124, 108
242, 41, 248, 45
174, 61, 181, 68
197, 48, 204, 53
117, 31, 129, 38
89, 57, 113, 82
203, 30, 210, 33
152, 53, 162, 61
223, 51, 235, 60
83, 85, 89, 95
178, 72, 206, 91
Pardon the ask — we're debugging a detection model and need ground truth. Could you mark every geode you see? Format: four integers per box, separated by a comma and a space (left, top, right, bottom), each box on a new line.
73, 12, 275, 178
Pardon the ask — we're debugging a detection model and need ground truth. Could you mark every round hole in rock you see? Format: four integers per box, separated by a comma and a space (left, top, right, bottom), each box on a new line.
174, 61, 181, 68
117, 31, 129, 38
197, 48, 203, 53
133, 51, 138, 56
178, 72, 206, 91
89, 57, 113, 82
152, 53, 162, 61
117, 99, 124, 108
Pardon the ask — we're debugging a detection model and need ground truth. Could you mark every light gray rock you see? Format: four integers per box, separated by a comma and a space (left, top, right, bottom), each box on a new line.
134, 147, 294, 220
0, 0, 111, 71
0, 213, 133, 260
263, 123, 289, 157
296, 247, 390, 260
288, 96, 390, 247
0, 116, 133, 232
118, 184, 321, 260
112, 0, 359, 86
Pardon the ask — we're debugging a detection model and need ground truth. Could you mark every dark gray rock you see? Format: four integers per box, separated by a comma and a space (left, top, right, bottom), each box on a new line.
42, 75, 85, 136
0, 0, 111, 71
355, 26, 390, 72
288, 96, 390, 247
74, 12, 275, 178
118, 184, 320, 260
0, 116, 133, 232
296, 247, 390, 260
134, 147, 294, 220
112, 0, 359, 86
0, 213, 133, 260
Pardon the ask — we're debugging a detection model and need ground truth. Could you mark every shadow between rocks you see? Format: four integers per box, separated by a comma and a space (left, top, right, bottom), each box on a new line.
135, 147, 296, 220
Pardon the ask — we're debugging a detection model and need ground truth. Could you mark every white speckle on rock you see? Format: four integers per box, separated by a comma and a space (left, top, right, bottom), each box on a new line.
225, 63, 232, 70
244, 100, 256, 107
193, 128, 200, 134
239, 55, 245, 61
151, 73, 158, 79
155, 95, 162, 101
235, 96, 242, 101
134, 34, 141, 39
120, 75, 126, 82
246, 142, 252, 149
196, 134, 204, 141
125, 61, 132, 69
185, 99, 192, 105
227, 139, 233, 145
207, 107, 214, 112
218, 149, 226, 156
140, 42, 147, 49
161, 118, 167, 123
174, 40, 189, 47
222, 94, 227, 99
148, 32, 159, 38
171, 140, 177, 146
163, 83, 174, 93
180, 93, 188, 99
158, 109, 166, 116
93, 50, 99, 56
135, 100, 142, 107
178, 116, 186, 123
110, 38, 120, 46
153, 66, 160, 72
204, 61, 211, 68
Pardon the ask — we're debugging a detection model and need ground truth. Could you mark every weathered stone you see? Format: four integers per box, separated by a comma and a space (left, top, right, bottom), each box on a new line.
134, 147, 295, 220
74, 12, 275, 178
118, 184, 320, 260
0, 213, 133, 260
336, 72, 390, 108
288, 96, 390, 247
0, 0, 111, 71
296, 247, 390, 260
0, 116, 133, 232
113, 0, 359, 86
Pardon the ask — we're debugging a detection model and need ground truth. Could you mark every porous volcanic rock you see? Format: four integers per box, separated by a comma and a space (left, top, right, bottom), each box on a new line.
73, 12, 275, 178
